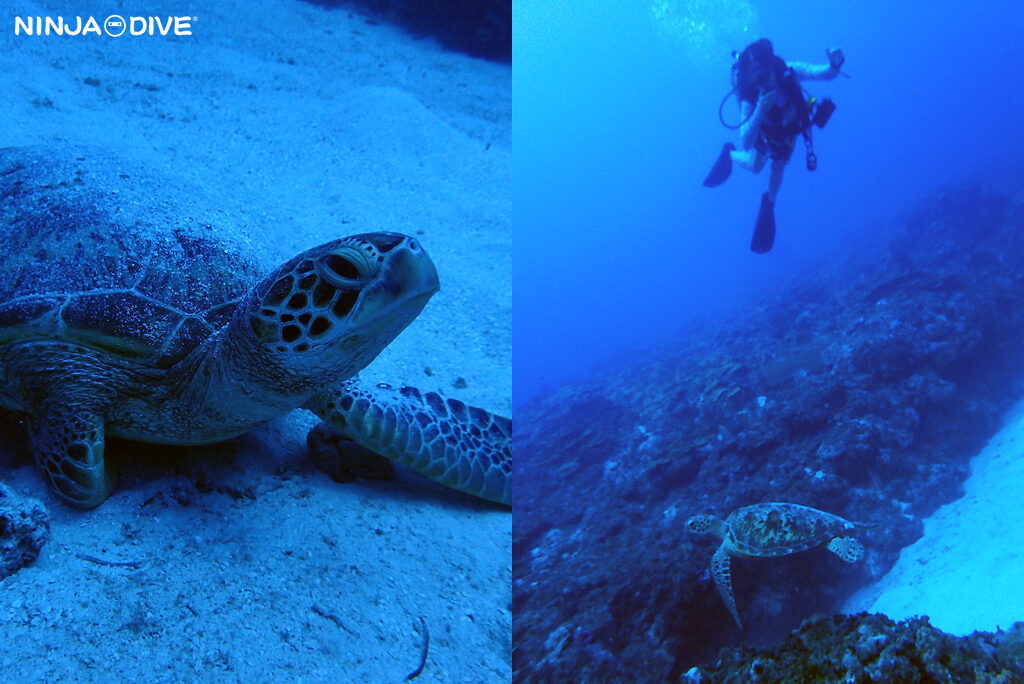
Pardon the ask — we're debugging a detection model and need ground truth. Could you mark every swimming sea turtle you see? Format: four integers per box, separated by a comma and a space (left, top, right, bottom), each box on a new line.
0, 146, 510, 508
686, 502, 866, 629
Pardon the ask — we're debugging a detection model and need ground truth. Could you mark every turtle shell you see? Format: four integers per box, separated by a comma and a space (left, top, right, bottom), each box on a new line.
0, 146, 265, 368
725, 502, 856, 558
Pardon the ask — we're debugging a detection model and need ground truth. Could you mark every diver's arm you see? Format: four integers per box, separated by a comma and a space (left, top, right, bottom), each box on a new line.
738, 100, 759, 148
788, 61, 840, 81
790, 47, 844, 81
738, 96, 774, 148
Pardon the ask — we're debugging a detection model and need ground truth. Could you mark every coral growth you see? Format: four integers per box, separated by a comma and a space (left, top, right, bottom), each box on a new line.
695, 613, 1024, 683
0, 483, 49, 578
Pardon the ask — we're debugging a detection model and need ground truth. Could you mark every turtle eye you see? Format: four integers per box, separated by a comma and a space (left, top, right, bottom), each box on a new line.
324, 254, 359, 280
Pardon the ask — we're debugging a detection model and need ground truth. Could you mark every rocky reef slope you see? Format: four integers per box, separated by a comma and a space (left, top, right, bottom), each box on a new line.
514, 184, 1024, 681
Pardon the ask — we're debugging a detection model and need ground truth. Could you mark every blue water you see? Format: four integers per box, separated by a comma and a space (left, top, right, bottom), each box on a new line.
514, 0, 1024, 407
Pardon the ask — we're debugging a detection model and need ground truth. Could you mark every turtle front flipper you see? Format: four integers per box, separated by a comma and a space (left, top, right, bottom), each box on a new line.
711, 544, 743, 630
29, 400, 114, 509
306, 380, 510, 505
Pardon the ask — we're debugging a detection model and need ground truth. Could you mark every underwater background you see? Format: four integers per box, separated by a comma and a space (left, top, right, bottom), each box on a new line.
515, 0, 1024, 681
515, 0, 1024, 405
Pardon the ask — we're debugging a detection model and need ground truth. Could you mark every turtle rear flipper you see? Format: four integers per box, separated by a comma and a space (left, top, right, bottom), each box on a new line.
827, 536, 864, 562
306, 379, 510, 505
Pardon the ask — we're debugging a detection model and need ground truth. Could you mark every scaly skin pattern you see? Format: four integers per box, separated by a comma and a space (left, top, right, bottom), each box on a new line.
307, 380, 511, 505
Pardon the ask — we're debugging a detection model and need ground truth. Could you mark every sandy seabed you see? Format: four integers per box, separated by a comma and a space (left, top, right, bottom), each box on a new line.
845, 399, 1024, 636
0, 1, 510, 681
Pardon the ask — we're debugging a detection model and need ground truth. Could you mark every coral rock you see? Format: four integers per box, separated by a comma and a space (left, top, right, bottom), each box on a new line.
0, 483, 49, 578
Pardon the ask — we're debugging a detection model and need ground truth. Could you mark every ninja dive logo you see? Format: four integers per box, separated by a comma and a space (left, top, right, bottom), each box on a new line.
14, 15, 194, 37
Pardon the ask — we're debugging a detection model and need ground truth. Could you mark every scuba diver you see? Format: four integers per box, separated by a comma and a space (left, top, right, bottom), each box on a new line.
703, 39, 846, 253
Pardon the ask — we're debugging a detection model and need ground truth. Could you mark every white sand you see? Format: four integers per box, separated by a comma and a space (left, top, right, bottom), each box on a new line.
844, 399, 1024, 635
0, 1, 509, 681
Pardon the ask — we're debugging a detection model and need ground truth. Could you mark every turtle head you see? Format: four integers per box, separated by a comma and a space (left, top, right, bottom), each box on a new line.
244, 232, 439, 380
685, 514, 726, 539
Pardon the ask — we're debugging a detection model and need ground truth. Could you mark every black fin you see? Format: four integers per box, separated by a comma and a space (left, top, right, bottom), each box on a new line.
703, 143, 735, 187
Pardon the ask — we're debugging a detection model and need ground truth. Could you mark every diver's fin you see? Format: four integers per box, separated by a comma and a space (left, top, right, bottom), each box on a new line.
703, 143, 735, 187
751, 192, 776, 253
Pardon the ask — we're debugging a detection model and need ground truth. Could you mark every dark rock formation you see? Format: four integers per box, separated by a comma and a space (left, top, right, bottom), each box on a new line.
514, 184, 1024, 681
305, 0, 511, 62
0, 483, 49, 578
692, 613, 1024, 683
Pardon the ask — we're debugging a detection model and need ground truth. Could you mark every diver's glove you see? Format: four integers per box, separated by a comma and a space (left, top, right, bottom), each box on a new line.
827, 47, 845, 70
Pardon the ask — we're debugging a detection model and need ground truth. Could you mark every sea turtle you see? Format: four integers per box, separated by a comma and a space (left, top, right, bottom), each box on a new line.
686, 502, 867, 629
0, 145, 510, 508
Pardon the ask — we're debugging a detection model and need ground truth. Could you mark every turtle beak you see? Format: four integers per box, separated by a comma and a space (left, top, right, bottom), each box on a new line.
349, 235, 439, 329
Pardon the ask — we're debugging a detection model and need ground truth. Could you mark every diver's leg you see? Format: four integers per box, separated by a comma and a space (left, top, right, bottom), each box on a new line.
767, 157, 785, 203
752, 155, 783, 253
732, 147, 766, 172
